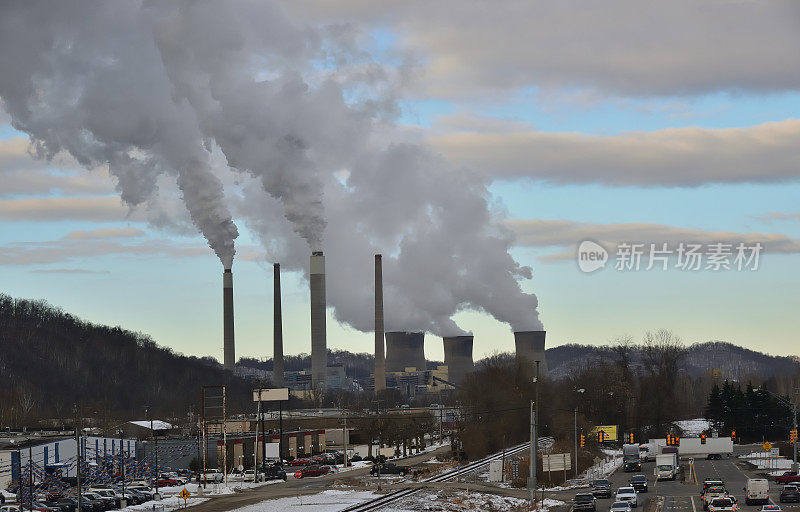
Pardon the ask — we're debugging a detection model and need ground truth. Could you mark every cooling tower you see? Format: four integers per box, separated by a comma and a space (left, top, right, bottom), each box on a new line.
514, 330, 548, 375
374, 255, 386, 393
273, 263, 284, 387
223, 268, 235, 371
385, 332, 426, 373
310, 251, 327, 388
443, 335, 475, 385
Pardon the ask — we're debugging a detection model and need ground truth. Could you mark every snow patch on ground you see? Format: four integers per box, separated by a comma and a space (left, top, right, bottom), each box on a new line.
384, 491, 534, 511
229, 490, 379, 512
120, 496, 208, 512
674, 418, 711, 436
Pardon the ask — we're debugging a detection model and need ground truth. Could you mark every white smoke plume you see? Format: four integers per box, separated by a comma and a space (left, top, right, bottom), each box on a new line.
0, 0, 543, 335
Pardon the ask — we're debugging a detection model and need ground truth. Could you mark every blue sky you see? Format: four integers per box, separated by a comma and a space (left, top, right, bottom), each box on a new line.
1, 0, 799, 364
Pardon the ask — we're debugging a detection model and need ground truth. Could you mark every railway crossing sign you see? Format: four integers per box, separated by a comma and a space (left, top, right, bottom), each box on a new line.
763, 441, 772, 452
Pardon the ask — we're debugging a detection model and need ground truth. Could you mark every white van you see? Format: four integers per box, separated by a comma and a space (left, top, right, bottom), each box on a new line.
745, 478, 770, 505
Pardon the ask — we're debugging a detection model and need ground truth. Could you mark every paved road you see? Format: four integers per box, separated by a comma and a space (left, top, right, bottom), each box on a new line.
185, 446, 451, 512
567, 448, 800, 512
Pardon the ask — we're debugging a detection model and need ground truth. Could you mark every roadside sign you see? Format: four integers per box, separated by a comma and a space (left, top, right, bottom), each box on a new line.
763, 441, 772, 452
253, 388, 289, 402
179, 489, 191, 500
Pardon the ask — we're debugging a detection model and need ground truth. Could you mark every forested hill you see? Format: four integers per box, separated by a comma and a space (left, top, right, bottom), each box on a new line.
0, 294, 253, 426
546, 341, 800, 380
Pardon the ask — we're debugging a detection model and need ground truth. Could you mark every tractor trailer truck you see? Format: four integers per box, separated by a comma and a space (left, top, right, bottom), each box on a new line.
624, 444, 642, 472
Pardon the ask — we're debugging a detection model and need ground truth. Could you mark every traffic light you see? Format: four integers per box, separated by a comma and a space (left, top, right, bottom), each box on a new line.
731, 430, 737, 443
580, 434, 586, 447
675, 436, 680, 446
666, 433, 673, 446
701, 434, 707, 445
598, 430, 606, 443
790, 429, 798, 443
628, 432, 635, 444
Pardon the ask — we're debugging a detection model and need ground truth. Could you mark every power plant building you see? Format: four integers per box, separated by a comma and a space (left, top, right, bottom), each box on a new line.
514, 330, 548, 375
442, 335, 474, 385
385, 331, 426, 373
310, 252, 328, 388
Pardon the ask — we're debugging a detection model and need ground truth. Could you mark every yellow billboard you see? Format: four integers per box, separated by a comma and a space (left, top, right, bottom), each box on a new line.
589, 425, 619, 442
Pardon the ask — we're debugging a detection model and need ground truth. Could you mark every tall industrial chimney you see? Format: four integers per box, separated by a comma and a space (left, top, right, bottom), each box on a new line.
273, 263, 284, 387
514, 330, 548, 375
310, 251, 327, 388
385, 332, 426, 373
443, 335, 475, 385
223, 268, 235, 371
374, 255, 386, 393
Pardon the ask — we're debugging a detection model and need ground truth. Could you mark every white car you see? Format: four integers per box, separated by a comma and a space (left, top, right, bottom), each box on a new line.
1, 506, 21, 512
708, 498, 737, 512
611, 501, 633, 512
202, 471, 224, 483
616, 487, 638, 508
242, 469, 263, 482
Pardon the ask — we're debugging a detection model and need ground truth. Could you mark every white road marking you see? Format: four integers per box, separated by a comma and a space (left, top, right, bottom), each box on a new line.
691, 495, 698, 512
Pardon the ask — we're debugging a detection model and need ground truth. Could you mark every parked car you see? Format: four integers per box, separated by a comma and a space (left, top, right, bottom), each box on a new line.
83, 492, 113, 511
263, 464, 288, 482
775, 472, 800, 485
592, 479, 613, 499
780, 485, 800, 503
762, 506, 783, 512
629, 475, 648, 493
202, 471, 224, 483
615, 487, 638, 508
154, 477, 180, 487
1, 506, 22, 512
242, 470, 261, 482
610, 501, 633, 512
573, 493, 597, 512
708, 498, 737, 512
294, 465, 331, 478
126, 485, 154, 501
286, 459, 309, 467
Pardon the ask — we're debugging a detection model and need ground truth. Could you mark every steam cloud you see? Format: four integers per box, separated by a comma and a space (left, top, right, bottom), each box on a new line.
0, 0, 543, 335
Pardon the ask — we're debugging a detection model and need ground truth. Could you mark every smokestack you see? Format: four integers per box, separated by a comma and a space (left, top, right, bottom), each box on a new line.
385, 332, 426, 373
310, 251, 327, 388
273, 263, 284, 387
443, 335, 474, 385
514, 330, 548, 375
374, 255, 386, 393
223, 268, 235, 370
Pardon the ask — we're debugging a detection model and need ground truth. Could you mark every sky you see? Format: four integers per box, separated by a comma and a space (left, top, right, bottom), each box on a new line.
0, 0, 799, 363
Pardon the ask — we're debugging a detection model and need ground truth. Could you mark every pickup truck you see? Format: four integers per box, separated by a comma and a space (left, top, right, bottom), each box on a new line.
370, 462, 412, 476
573, 493, 597, 512
703, 486, 728, 511
775, 472, 800, 484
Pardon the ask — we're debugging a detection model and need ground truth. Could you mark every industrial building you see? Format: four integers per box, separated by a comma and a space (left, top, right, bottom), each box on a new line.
514, 330, 548, 375
442, 335, 475, 385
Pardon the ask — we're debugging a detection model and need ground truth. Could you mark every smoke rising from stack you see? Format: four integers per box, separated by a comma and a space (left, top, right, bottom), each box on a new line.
223, 269, 235, 370
0, 1, 543, 340
273, 263, 284, 387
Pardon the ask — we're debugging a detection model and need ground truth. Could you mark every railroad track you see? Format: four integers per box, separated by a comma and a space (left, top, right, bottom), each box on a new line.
341, 441, 531, 512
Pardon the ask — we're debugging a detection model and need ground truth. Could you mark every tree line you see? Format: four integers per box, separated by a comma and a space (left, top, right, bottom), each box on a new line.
705, 380, 795, 442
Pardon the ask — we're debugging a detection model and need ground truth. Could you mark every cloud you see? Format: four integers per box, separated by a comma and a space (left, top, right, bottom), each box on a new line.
755, 212, 800, 222
430, 119, 800, 187
285, 0, 800, 97
62, 228, 145, 240
0, 238, 208, 266
0, 137, 115, 197
508, 219, 800, 260
0, 196, 142, 222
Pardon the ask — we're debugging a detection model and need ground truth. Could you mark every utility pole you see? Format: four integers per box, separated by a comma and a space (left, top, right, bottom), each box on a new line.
793, 401, 798, 473
343, 412, 348, 469
529, 400, 537, 504
574, 406, 578, 479
75, 407, 82, 512
119, 430, 126, 508
255, 393, 261, 481
28, 443, 33, 512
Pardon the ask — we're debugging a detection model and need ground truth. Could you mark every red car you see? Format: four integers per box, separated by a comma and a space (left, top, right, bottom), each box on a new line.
294, 465, 331, 478
286, 458, 310, 467
775, 472, 800, 484
154, 477, 180, 486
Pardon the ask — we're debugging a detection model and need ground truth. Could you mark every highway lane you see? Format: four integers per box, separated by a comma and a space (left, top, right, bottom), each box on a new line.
580, 453, 799, 512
